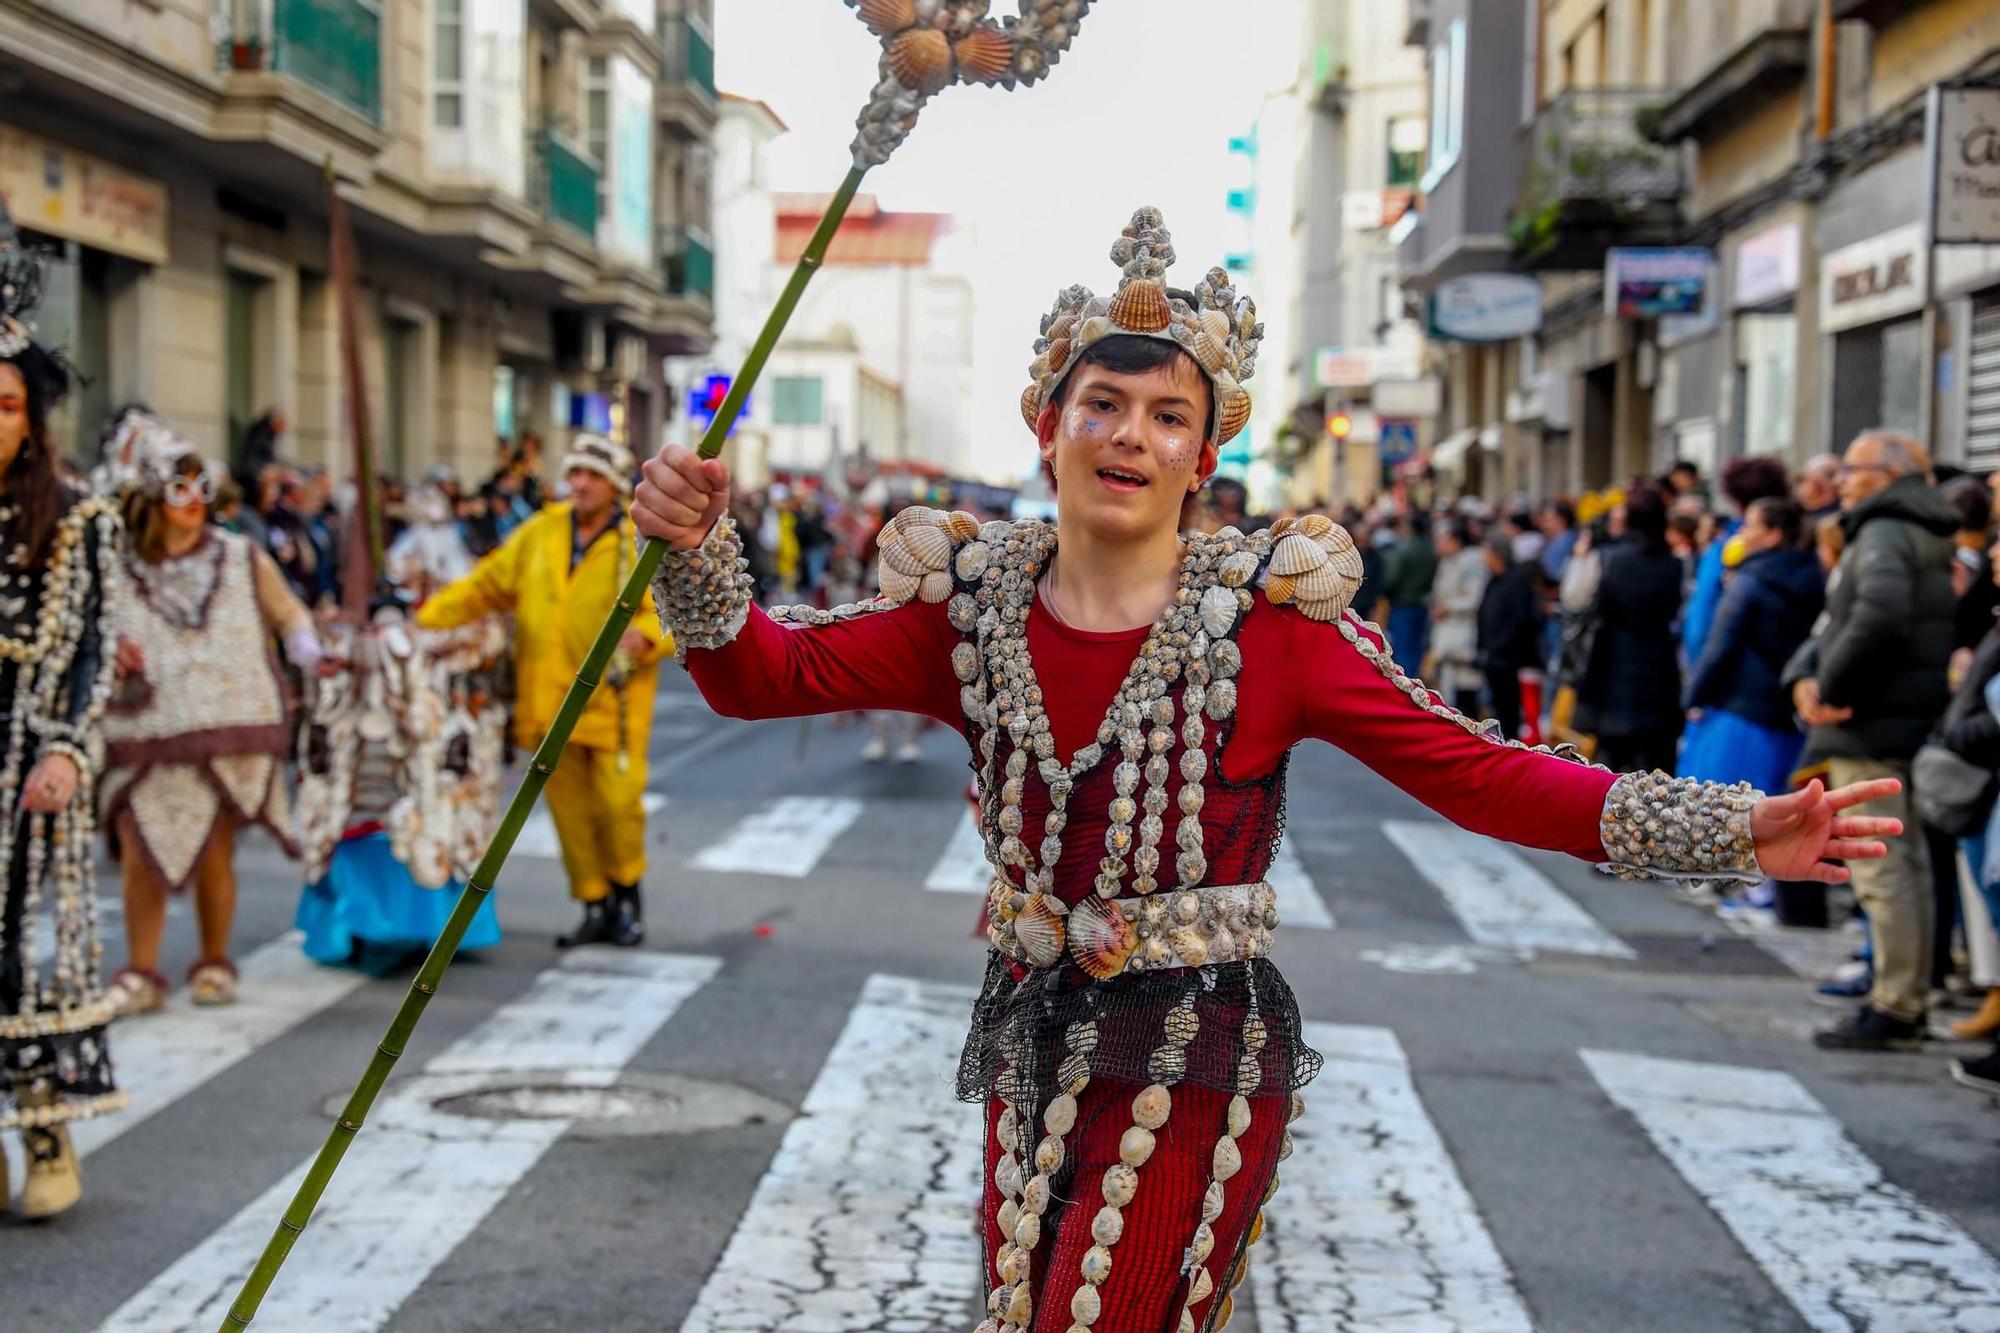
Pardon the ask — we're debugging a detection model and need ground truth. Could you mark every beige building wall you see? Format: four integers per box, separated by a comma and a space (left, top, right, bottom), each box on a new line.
1866, 0, 2000, 120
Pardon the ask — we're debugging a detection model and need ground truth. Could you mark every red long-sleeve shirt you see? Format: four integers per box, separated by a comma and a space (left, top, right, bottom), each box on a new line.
684, 592, 1617, 898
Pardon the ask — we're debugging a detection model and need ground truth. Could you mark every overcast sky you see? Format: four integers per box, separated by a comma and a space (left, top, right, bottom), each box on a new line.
714, 1, 1301, 481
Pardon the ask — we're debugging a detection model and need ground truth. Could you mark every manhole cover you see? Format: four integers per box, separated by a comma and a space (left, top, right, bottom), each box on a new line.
433, 1082, 681, 1122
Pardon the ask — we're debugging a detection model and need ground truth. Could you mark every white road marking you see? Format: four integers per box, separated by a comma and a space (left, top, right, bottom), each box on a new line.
1254, 1022, 1532, 1332
514, 791, 668, 861
692, 796, 867, 878
680, 974, 983, 1332
73, 933, 368, 1161
1382, 820, 1634, 958
1582, 1049, 2000, 1332
1269, 838, 1335, 930
924, 809, 994, 894
100, 950, 720, 1333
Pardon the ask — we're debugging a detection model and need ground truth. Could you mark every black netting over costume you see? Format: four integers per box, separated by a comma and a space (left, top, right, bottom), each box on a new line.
955, 951, 1320, 1105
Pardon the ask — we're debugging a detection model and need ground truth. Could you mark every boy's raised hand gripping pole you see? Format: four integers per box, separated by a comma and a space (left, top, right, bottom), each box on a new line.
219, 3, 1100, 1327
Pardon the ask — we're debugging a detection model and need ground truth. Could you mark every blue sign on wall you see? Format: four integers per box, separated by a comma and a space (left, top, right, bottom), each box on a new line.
569, 392, 612, 435
689, 373, 750, 434
1378, 419, 1417, 463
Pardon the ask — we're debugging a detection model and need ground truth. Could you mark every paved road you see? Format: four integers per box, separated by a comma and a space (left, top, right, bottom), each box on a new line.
9, 672, 2000, 1332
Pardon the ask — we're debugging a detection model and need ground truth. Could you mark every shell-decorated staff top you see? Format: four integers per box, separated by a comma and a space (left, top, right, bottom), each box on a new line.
1022, 207, 1265, 446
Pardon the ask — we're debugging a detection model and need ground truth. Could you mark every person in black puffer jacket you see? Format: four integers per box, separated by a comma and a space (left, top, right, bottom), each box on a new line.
1577, 484, 1683, 774
1681, 497, 1824, 794
1783, 431, 1957, 1052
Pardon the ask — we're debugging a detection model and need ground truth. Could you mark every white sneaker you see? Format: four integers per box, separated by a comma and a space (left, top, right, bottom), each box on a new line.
860, 737, 889, 763
896, 741, 923, 764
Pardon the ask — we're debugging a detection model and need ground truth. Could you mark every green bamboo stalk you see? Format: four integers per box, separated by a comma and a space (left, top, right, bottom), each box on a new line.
218, 164, 868, 1331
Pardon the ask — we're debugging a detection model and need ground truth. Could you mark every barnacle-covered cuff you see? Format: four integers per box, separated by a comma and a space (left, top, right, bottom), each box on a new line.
1598, 771, 1763, 882
651, 517, 753, 659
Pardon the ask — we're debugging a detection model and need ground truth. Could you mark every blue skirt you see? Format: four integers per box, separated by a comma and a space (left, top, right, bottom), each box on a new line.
1678, 709, 1803, 795
296, 832, 502, 968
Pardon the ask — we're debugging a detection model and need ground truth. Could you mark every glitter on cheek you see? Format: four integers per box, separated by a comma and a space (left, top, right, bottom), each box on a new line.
1155, 435, 1199, 471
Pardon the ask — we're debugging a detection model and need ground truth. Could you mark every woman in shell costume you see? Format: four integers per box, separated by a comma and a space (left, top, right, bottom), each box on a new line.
0, 215, 124, 1218
95, 408, 321, 1011
637, 210, 1900, 1333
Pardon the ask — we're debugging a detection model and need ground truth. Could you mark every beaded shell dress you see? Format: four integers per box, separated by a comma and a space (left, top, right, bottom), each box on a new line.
0, 488, 124, 1132
652, 210, 1762, 1333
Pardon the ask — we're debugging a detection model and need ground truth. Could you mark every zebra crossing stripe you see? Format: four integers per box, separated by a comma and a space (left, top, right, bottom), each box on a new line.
100, 950, 721, 1333
924, 809, 993, 894
1253, 1023, 1533, 1332
680, 974, 983, 1332
72, 933, 368, 1161
1382, 820, 1634, 958
515, 791, 668, 860
1268, 839, 1334, 930
1582, 1049, 2000, 1331
692, 796, 867, 878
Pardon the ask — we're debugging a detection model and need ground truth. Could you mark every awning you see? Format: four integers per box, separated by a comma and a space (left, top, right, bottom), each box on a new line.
1478, 424, 1503, 453
1432, 428, 1476, 471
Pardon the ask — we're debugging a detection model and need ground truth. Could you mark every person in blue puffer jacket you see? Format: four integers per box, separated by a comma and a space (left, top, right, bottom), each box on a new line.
1681, 497, 1825, 794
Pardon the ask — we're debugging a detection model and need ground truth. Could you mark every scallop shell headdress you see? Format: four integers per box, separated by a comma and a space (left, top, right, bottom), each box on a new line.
1022, 207, 1265, 446
844, 1, 1096, 168
93, 405, 196, 499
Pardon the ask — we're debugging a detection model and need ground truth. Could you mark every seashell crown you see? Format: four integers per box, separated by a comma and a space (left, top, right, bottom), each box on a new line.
1022, 207, 1264, 446
0, 198, 47, 359
93, 406, 196, 499
844, 1, 1096, 168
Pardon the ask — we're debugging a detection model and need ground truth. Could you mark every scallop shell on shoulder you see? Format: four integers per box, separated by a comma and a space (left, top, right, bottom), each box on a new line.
1068, 896, 1137, 980
855, 0, 916, 37
953, 27, 1013, 83
1012, 894, 1067, 968
887, 28, 954, 95
880, 537, 930, 578
1264, 572, 1297, 604
918, 569, 955, 603
879, 563, 921, 603
902, 522, 953, 570
1295, 513, 1336, 540
945, 510, 981, 542
1108, 279, 1173, 334
1293, 562, 1350, 604
1270, 532, 1327, 577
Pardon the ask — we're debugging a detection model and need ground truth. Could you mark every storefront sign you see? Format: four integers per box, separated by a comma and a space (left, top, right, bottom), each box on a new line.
1929, 86, 2000, 246
1605, 247, 1710, 319
1373, 376, 1443, 418
1733, 222, 1801, 308
1315, 344, 1420, 389
1820, 222, 1928, 333
1427, 273, 1541, 342
0, 124, 167, 265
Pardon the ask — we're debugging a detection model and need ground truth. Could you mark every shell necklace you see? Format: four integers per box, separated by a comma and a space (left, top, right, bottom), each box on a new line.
962, 522, 1258, 970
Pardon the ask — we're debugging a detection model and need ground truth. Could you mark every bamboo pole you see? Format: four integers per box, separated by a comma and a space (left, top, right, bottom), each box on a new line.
217, 164, 868, 1331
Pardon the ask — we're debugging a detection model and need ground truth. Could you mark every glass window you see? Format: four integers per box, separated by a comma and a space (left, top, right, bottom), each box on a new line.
1420, 20, 1466, 191
435, 0, 462, 128
771, 376, 824, 426
1386, 117, 1424, 187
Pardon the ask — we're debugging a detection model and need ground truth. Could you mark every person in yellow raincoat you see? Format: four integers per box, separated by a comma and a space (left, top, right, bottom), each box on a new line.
418, 434, 672, 948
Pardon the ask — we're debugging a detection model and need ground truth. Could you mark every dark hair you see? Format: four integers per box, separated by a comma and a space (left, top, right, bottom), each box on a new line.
1943, 474, 1992, 535
1669, 459, 1700, 479
1623, 484, 1670, 550
1, 344, 74, 564
1442, 516, 1474, 548
1746, 496, 1804, 547
123, 453, 207, 565
1049, 334, 1214, 437
1720, 456, 1789, 511
1548, 498, 1576, 529
1483, 534, 1513, 568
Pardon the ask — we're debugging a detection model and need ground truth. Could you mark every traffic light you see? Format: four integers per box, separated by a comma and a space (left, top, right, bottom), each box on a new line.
1326, 410, 1354, 441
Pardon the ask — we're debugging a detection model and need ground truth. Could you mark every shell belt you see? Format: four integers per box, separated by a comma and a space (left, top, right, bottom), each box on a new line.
985, 878, 1279, 979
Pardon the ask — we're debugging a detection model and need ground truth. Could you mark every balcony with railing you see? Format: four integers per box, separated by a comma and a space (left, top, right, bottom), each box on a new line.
219, 0, 383, 124
660, 225, 714, 304
657, 10, 718, 137
1507, 89, 1685, 270
1650, 0, 1814, 143
530, 128, 601, 240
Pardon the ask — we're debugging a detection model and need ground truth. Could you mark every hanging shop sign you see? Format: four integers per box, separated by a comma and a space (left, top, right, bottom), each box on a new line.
1605, 247, 1711, 320
1820, 222, 1928, 333
1733, 222, 1801, 309
0, 123, 168, 266
1315, 343, 1420, 390
1928, 86, 2000, 246
1427, 273, 1541, 342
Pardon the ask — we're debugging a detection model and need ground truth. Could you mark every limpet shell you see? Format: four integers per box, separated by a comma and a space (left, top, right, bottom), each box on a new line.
1168, 926, 1208, 967
1189, 1266, 1216, 1304
1198, 584, 1238, 638
1070, 1285, 1102, 1325
1218, 550, 1260, 588
1007, 1278, 1034, 1325
1147, 1043, 1188, 1082
1212, 1137, 1242, 1182
1132, 1082, 1172, 1130
1081, 1243, 1114, 1285
1000, 1245, 1030, 1284
887, 27, 954, 95
1119, 1125, 1156, 1167
1023, 1171, 1051, 1213
1206, 679, 1238, 721
949, 593, 978, 631
1091, 1204, 1125, 1247
953, 26, 1013, 82
996, 1198, 1020, 1242
953, 641, 981, 682
1201, 1180, 1226, 1223
1188, 1222, 1217, 1267
1228, 1094, 1253, 1139
1036, 1132, 1067, 1174
1101, 1163, 1139, 1207
1108, 279, 1173, 333
1044, 1092, 1078, 1136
